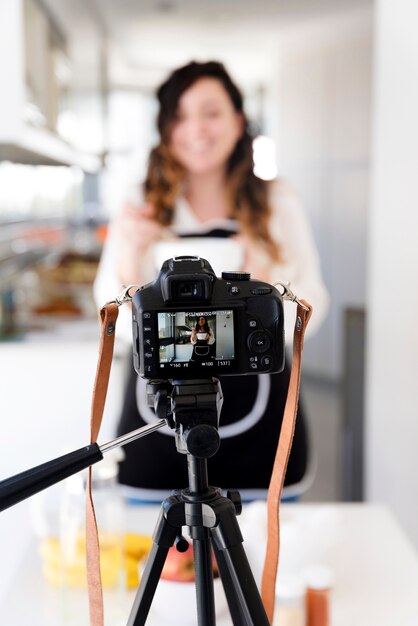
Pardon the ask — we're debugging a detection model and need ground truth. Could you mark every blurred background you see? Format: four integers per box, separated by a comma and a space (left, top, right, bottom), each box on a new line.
0, 0, 417, 610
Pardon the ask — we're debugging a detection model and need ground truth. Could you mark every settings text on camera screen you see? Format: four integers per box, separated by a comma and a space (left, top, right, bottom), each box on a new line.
157, 309, 236, 374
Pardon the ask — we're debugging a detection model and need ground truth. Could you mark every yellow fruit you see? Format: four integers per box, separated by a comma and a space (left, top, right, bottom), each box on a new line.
124, 533, 153, 560
125, 555, 141, 589
39, 532, 153, 590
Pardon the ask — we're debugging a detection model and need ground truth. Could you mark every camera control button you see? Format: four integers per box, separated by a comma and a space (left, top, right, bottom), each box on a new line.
261, 355, 272, 368
248, 319, 258, 329
250, 287, 272, 295
248, 331, 271, 353
143, 312, 151, 319
229, 285, 240, 295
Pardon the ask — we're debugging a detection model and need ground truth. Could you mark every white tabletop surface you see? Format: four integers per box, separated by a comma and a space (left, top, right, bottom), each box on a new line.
1, 502, 418, 625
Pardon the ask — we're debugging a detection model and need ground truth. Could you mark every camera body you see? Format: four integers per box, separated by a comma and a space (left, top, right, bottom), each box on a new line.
131, 256, 285, 379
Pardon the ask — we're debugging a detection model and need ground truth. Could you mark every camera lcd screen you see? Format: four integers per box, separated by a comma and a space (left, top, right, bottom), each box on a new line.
157, 309, 237, 374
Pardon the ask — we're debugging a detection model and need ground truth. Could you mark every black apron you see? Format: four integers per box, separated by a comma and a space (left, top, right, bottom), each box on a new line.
117, 227, 308, 493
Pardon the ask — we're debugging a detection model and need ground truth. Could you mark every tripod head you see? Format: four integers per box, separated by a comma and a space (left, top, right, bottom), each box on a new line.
146, 378, 223, 459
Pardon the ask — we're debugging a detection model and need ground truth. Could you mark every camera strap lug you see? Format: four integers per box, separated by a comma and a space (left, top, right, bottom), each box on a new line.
106, 284, 140, 307
275, 281, 311, 312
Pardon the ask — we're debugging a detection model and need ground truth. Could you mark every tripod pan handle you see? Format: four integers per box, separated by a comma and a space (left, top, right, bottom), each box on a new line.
0, 443, 103, 513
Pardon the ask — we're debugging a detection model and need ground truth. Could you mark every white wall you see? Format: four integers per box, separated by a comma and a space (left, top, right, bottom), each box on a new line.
366, 0, 418, 547
276, 6, 373, 379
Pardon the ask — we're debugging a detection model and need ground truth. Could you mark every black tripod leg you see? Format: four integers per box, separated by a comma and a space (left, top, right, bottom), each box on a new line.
127, 507, 181, 626
192, 527, 216, 626
211, 543, 247, 625
211, 506, 270, 626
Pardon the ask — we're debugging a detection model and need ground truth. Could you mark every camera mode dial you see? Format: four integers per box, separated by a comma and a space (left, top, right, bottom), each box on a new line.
221, 271, 251, 281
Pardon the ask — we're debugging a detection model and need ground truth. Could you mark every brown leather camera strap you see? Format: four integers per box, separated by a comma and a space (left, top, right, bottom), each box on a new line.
85, 297, 311, 626
261, 300, 312, 623
86, 302, 119, 626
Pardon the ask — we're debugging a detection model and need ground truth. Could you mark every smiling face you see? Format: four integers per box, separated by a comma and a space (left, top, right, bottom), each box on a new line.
168, 77, 244, 176
198, 316, 206, 328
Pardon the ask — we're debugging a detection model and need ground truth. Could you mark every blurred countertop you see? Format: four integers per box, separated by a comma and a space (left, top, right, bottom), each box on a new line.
1, 502, 418, 625
15, 316, 101, 343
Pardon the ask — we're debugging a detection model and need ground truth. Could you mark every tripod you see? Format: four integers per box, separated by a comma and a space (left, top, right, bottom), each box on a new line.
127, 378, 270, 626
0, 377, 271, 625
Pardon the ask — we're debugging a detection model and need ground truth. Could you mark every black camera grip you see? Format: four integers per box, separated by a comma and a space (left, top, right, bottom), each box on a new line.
0, 443, 103, 513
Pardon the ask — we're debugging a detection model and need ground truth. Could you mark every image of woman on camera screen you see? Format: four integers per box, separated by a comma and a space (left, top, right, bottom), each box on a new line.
94, 60, 329, 500
190, 315, 215, 363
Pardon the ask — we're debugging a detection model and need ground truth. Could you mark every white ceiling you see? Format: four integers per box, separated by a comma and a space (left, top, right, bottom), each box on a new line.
41, 0, 372, 91
44, 0, 371, 31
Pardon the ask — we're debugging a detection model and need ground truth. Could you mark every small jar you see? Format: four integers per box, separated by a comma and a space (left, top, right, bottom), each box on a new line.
274, 574, 305, 626
304, 565, 334, 626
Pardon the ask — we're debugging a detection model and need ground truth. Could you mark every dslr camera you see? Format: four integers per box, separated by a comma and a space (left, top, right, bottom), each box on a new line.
131, 256, 285, 379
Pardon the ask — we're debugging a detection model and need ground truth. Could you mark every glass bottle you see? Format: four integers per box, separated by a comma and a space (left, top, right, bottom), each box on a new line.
59, 452, 126, 624
274, 573, 306, 626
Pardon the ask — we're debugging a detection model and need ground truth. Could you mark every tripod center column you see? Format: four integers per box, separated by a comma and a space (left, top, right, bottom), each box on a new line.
187, 455, 210, 494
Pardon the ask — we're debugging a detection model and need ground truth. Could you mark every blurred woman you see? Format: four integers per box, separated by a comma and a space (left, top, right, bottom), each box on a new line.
190, 315, 215, 363
94, 60, 329, 500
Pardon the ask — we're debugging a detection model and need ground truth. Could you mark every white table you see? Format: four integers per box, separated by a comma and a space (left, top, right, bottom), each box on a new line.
1, 503, 418, 625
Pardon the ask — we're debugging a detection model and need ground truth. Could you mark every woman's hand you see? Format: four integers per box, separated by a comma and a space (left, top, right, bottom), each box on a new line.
115, 202, 163, 285
116, 202, 162, 251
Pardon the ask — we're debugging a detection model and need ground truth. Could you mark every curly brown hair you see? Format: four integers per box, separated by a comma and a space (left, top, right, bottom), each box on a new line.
144, 61, 280, 262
